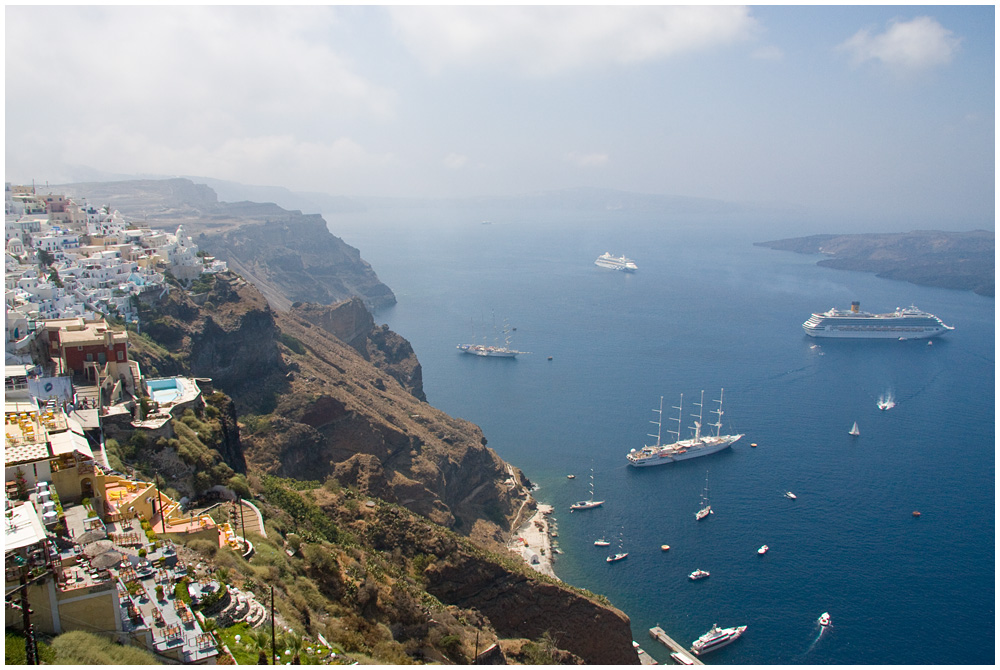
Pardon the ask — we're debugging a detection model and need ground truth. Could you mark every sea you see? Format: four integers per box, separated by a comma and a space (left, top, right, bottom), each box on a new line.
326, 203, 994, 665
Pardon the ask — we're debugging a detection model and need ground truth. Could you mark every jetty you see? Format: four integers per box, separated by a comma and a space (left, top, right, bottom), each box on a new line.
649, 626, 703, 665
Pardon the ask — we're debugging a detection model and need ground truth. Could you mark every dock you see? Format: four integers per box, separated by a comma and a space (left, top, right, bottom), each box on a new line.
649, 627, 703, 666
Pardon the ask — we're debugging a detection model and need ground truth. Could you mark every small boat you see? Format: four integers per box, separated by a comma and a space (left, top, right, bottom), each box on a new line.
566, 474, 575, 479
750, 442, 758, 448
876, 392, 896, 411
785, 491, 797, 499
912, 511, 921, 517
660, 544, 671, 551
570, 469, 604, 510
594, 538, 611, 547
818, 612, 831, 627
757, 545, 768, 555
607, 552, 628, 563
688, 569, 710, 580
849, 421, 860, 436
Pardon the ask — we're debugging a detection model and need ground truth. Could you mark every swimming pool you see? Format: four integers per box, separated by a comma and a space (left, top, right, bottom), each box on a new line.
146, 378, 182, 404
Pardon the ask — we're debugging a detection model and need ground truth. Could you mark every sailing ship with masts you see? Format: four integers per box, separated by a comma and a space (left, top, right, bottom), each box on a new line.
626, 389, 743, 467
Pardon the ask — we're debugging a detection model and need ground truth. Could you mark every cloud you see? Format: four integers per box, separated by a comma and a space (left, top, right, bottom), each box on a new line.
566, 152, 609, 168
837, 16, 961, 71
388, 6, 759, 76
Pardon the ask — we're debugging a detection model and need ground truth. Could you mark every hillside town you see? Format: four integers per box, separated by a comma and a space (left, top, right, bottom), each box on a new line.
4, 184, 282, 664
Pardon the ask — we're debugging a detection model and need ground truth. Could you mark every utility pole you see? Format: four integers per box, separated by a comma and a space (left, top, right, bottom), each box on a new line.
21, 572, 38, 664
270, 585, 276, 665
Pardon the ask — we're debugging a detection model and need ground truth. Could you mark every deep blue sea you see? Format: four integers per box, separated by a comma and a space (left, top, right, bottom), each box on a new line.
328, 205, 994, 665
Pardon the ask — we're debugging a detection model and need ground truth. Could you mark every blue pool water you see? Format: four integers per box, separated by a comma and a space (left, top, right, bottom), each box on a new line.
329, 205, 994, 665
147, 378, 182, 405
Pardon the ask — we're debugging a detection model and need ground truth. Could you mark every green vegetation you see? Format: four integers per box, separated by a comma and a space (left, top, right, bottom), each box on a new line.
260, 475, 339, 543
190, 273, 216, 294
34, 630, 159, 664
279, 331, 307, 355
5, 631, 55, 665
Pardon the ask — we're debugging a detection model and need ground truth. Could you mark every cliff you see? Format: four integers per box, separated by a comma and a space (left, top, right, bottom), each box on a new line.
756, 230, 994, 297
58, 178, 396, 311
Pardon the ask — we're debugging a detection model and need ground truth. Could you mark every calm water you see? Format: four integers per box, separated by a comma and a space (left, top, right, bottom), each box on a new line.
329, 206, 994, 665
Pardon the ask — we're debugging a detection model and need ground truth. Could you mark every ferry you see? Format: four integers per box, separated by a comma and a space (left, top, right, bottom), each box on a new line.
802, 302, 953, 339
690, 623, 747, 656
594, 252, 638, 272
627, 390, 743, 467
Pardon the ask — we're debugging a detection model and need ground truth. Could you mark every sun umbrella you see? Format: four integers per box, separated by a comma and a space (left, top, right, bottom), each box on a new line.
91, 550, 123, 569
84, 539, 115, 557
77, 528, 107, 545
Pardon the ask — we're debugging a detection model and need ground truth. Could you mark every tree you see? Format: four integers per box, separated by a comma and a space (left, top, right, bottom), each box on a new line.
48, 267, 63, 288
37, 248, 55, 267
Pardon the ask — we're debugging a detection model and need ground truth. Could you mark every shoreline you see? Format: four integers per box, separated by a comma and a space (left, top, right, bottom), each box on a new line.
508, 503, 559, 580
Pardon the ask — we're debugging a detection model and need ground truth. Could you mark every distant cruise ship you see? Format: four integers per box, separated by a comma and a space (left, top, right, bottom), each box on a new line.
595, 252, 638, 272
802, 302, 954, 339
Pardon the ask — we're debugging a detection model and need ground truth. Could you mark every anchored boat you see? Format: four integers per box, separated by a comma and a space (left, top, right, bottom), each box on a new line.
627, 390, 743, 467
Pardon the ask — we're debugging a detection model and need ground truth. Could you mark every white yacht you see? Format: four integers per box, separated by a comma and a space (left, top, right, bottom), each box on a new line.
757, 545, 769, 555
688, 569, 710, 581
570, 469, 604, 510
690, 623, 747, 656
819, 612, 831, 627
627, 390, 743, 467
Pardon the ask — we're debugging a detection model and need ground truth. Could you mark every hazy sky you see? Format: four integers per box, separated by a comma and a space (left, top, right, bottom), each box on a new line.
5, 5, 995, 227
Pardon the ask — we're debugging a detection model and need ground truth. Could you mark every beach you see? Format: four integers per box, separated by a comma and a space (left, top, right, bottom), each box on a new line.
508, 503, 558, 580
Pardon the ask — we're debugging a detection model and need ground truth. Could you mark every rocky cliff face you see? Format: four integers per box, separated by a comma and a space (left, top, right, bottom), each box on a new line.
292, 298, 425, 401
360, 504, 639, 665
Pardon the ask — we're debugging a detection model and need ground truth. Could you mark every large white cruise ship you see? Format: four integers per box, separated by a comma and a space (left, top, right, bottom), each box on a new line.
626, 390, 743, 467
802, 302, 954, 339
594, 252, 638, 272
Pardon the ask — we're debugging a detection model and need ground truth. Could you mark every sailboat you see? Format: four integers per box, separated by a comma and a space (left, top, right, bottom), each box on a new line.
607, 532, 628, 562
570, 469, 604, 510
456, 314, 529, 358
695, 471, 713, 520
849, 421, 860, 436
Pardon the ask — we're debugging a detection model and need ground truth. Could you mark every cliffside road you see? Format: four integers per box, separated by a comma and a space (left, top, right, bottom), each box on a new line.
509, 504, 558, 580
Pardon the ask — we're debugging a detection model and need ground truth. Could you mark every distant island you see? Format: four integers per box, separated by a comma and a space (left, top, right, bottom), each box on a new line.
755, 230, 994, 297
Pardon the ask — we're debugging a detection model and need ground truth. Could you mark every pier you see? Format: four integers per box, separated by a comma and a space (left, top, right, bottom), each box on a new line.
649, 626, 703, 666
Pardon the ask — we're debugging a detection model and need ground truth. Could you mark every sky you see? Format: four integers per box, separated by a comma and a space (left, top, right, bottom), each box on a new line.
5, 5, 995, 228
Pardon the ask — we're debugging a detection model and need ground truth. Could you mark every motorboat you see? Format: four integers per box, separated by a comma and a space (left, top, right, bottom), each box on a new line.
818, 612, 831, 627
785, 491, 797, 499
757, 545, 768, 555
688, 569, 710, 580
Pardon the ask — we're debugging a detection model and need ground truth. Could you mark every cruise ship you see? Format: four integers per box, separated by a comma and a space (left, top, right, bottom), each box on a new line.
626, 390, 743, 467
802, 302, 954, 339
690, 623, 747, 656
594, 252, 638, 272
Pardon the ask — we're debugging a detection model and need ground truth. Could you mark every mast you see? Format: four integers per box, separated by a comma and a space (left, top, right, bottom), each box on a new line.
710, 388, 726, 438
668, 394, 683, 442
690, 390, 704, 440
648, 396, 664, 447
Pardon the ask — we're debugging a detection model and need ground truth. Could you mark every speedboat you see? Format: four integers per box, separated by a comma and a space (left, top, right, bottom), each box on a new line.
757, 545, 768, 555
818, 612, 831, 627
688, 569, 710, 580
607, 552, 628, 563
566, 474, 575, 479
661, 544, 671, 551
785, 491, 797, 499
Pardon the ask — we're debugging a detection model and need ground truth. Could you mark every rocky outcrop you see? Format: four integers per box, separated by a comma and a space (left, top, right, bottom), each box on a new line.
292, 298, 425, 401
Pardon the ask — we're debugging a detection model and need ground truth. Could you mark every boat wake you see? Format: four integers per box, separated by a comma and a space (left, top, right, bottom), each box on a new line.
802, 623, 829, 655
876, 389, 896, 411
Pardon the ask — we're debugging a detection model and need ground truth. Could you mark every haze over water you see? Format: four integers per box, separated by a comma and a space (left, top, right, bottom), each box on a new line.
331, 204, 993, 665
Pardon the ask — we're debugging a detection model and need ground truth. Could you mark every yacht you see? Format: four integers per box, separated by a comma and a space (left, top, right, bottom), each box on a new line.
594, 252, 638, 272
757, 545, 769, 555
784, 491, 797, 499
819, 612, 831, 627
802, 302, 953, 339
570, 469, 604, 510
695, 471, 712, 521
627, 390, 743, 467
690, 623, 747, 656
607, 552, 628, 563
594, 538, 611, 547
688, 569, 710, 580
457, 316, 529, 358
849, 421, 860, 436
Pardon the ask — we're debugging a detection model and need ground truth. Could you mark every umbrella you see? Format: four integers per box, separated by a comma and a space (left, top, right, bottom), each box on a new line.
84, 540, 115, 557
77, 528, 107, 545
91, 550, 123, 569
